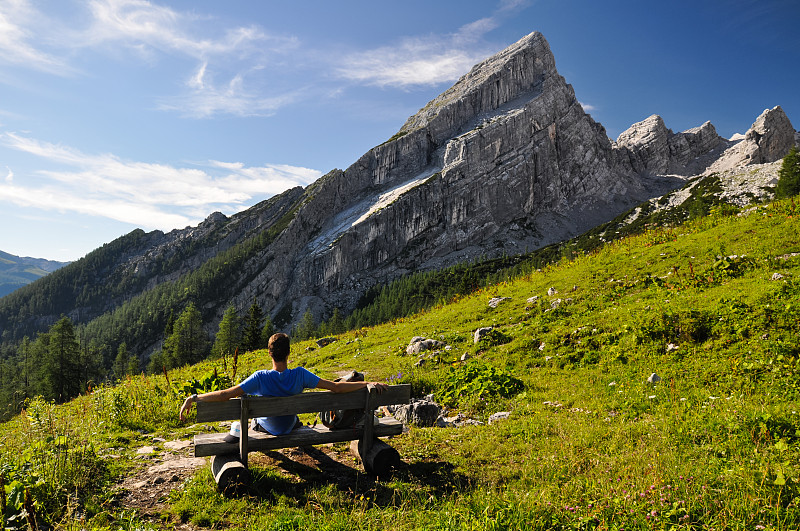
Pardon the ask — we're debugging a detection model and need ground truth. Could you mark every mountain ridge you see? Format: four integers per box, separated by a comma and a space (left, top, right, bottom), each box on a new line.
0, 31, 796, 362
0, 250, 68, 298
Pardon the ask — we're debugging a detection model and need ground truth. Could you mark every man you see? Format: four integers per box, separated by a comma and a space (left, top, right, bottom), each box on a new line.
178, 332, 386, 434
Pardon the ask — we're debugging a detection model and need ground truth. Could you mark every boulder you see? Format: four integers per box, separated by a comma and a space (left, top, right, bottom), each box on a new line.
488, 297, 511, 308
406, 337, 446, 356
391, 398, 441, 427
473, 327, 493, 344
316, 337, 336, 348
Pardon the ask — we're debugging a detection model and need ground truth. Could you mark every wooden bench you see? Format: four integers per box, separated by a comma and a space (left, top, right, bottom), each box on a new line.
193, 384, 411, 493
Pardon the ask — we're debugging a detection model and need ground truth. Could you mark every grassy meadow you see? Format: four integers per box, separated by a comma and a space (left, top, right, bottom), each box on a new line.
2, 197, 800, 530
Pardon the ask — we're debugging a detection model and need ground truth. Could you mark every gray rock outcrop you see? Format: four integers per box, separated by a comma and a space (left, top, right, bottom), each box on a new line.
707, 106, 796, 173
245, 32, 701, 326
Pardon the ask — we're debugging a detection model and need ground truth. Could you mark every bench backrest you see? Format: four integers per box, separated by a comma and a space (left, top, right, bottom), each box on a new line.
196, 384, 411, 422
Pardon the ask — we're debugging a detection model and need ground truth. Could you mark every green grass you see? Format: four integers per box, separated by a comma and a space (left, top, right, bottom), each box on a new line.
2, 198, 800, 529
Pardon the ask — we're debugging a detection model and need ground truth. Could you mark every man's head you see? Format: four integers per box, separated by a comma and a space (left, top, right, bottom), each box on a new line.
268, 333, 290, 363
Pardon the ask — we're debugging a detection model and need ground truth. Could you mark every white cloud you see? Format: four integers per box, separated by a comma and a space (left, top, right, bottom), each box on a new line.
0, 133, 321, 231
337, 43, 488, 88
160, 66, 300, 118
335, 2, 527, 88
0, 0, 299, 117
4, 166, 12, 182
0, 0, 73, 75
579, 102, 598, 112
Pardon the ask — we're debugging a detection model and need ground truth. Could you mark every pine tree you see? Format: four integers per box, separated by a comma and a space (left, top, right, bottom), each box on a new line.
41, 316, 82, 402
776, 146, 800, 199
213, 305, 241, 365
242, 299, 265, 352
294, 309, 316, 340
112, 343, 131, 380
260, 315, 275, 346
127, 352, 140, 375
162, 302, 209, 369
327, 308, 344, 335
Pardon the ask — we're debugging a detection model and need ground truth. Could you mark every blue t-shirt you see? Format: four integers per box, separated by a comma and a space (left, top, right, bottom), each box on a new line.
239, 367, 321, 435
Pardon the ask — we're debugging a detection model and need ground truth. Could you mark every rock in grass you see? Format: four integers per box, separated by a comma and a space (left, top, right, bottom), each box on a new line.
406, 337, 445, 355
391, 398, 441, 427
647, 373, 662, 384
488, 297, 510, 308
488, 412, 511, 424
473, 327, 493, 344
316, 337, 336, 348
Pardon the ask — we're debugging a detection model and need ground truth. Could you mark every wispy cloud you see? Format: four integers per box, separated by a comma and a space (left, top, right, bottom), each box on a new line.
0, 0, 74, 75
0, 0, 300, 117
335, 1, 530, 88
80, 0, 300, 118
0, 133, 321, 230
159, 61, 300, 118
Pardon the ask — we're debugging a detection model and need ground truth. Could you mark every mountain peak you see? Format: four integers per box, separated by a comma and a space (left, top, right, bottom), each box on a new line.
398, 31, 559, 137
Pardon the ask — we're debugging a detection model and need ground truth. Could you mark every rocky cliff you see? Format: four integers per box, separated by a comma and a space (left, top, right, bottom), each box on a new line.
229, 33, 796, 327
1, 32, 796, 353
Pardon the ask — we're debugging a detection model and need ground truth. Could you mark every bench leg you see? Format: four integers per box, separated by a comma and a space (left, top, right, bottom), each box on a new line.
211, 454, 251, 495
350, 439, 401, 478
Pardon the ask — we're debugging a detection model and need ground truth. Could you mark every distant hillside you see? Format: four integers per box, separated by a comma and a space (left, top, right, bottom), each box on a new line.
0, 250, 68, 298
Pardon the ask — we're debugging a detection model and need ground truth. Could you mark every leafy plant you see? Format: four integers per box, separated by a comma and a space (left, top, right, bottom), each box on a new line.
438, 360, 524, 407
175, 369, 232, 395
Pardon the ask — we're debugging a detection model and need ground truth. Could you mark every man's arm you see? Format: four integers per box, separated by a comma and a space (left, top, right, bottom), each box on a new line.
179, 385, 245, 421
316, 379, 388, 393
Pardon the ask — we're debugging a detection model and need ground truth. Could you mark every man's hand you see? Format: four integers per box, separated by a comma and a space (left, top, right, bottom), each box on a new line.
367, 382, 389, 393
179, 394, 196, 421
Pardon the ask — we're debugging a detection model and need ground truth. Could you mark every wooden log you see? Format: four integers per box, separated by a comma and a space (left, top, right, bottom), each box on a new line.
211, 454, 251, 495
350, 438, 401, 478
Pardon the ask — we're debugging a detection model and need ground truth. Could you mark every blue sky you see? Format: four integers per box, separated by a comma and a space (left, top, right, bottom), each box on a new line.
0, 0, 797, 262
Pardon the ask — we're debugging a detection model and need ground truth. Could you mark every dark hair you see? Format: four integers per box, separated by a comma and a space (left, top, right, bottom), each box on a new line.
268, 333, 290, 362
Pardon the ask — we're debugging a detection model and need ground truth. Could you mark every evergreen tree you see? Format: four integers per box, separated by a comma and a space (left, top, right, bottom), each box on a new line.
127, 352, 140, 375
242, 299, 265, 352
112, 342, 131, 380
164, 309, 176, 339
328, 308, 344, 335
40, 316, 82, 402
260, 315, 275, 346
162, 302, 209, 368
776, 146, 800, 199
294, 309, 316, 340
146, 349, 165, 375
19, 336, 33, 402
213, 304, 241, 364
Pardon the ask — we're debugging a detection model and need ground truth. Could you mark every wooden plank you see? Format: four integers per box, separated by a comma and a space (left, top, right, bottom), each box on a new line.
239, 396, 249, 467
194, 417, 403, 457
360, 386, 377, 458
195, 384, 411, 422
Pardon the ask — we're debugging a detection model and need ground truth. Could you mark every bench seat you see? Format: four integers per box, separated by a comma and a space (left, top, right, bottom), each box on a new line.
194, 417, 403, 457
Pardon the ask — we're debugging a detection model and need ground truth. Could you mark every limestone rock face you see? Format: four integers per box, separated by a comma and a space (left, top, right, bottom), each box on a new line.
226, 33, 796, 328
242, 32, 687, 323
708, 106, 796, 172
614, 115, 729, 176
